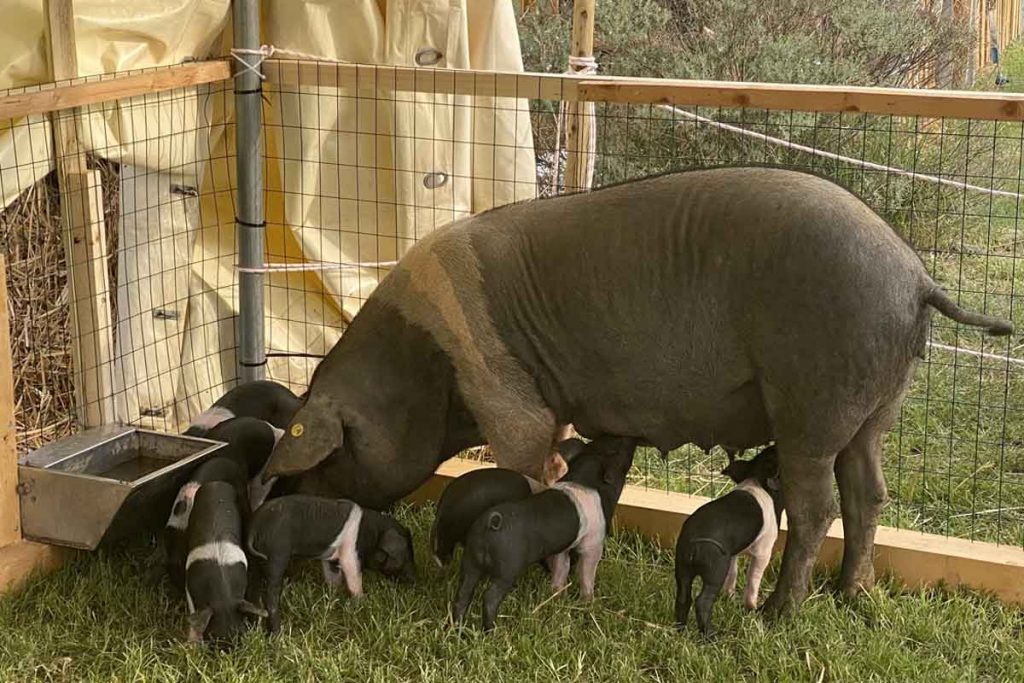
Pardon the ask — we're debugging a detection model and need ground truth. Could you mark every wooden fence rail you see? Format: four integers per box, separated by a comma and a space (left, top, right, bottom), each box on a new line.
262, 60, 1024, 122
2, 59, 1023, 124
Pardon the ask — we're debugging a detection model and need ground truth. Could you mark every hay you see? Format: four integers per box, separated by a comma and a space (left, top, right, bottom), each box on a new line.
0, 158, 120, 454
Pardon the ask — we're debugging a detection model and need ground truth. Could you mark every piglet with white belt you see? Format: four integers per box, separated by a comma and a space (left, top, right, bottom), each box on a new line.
184, 481, 266, 646
452, 435, 637, 631
674, 445, 782, 637
246, 495, 416, 633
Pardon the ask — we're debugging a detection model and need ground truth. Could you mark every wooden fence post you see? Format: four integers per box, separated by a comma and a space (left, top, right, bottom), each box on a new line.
0, 257, 18, 549
0, 256, 70, 593
563, 0, 597, 193
43, 0, 116, 428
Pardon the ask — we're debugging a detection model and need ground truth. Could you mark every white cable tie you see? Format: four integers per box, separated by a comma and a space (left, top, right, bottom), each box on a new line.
658, 104, 1024, 201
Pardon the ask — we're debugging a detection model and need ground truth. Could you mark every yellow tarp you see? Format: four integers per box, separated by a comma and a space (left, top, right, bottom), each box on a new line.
0, 1, 536, 430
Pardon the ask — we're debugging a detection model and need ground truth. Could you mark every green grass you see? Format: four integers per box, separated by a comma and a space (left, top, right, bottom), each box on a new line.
1, 504, 1022, 682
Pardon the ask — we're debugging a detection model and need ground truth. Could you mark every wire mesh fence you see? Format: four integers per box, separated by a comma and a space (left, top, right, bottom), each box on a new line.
2, 58, 1023, 549
0, 66, 239, 450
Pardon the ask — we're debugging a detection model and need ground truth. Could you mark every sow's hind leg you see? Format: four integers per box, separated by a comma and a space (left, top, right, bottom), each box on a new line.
834, 398, 902, 598
758, 386, 859, 616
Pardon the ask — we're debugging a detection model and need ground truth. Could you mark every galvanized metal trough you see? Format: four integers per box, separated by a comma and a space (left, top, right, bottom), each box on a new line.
17, 426, 226, 550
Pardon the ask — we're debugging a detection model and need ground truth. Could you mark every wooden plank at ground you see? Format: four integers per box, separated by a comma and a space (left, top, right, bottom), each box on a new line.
0, 541, 73, 595
406, 458, 1024, 606
44, 0, 115, 427
264, 60, 1024, 122
0, 257, 18, 548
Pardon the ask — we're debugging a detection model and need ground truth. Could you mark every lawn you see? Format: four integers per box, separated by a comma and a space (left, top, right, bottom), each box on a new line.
1, 504, 1022, 682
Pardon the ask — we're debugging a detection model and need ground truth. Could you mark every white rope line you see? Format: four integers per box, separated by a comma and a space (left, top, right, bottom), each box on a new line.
237, 260, 398, 274
658, 104, 1024, 201
552, 56, 599, 195
927, 341, 1024, 366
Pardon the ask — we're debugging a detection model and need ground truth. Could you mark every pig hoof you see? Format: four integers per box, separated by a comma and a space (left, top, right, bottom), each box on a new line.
579, 592, 594, 603
839, 570, 875, 599
759, 591, 796, 620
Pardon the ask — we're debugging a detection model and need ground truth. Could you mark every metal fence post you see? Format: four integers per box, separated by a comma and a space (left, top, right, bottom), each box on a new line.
233, 0, 265, 383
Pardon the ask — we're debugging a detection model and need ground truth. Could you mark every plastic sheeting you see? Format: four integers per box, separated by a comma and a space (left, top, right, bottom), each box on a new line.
0, 1, 536, 430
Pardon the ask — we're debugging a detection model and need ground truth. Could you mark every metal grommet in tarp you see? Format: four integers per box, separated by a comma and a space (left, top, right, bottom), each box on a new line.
423, 171, 448, 189
415, 47, 444, 66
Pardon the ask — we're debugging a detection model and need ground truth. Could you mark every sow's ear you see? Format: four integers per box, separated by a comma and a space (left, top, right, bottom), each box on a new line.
261, 394, 344, 482
188, 607, 214, 643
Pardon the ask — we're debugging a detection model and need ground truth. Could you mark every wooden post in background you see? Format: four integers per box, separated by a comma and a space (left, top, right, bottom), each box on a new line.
563, 0, 597, 193
43, 0, 116, 427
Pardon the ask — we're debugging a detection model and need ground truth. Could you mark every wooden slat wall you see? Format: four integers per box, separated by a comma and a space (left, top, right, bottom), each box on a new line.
964, 0, 1021, 74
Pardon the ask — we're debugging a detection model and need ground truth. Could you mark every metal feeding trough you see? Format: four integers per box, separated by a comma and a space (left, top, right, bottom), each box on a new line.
17, 425, 226, 550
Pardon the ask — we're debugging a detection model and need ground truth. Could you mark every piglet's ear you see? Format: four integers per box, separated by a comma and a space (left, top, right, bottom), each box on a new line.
188, 607, 213, 643
721, 460, 752, 484
238, 600, 268, 619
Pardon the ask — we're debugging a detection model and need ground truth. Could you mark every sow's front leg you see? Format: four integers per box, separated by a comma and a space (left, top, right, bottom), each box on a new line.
484, 405, 563, 486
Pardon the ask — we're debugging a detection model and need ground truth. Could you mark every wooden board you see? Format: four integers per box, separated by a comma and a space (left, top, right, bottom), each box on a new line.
406, 458, 1024, 606
0, 257, 18, 548
0, 61, 230, 123
44, 0, 115, 427
0, 541, 73, 595
264, 60, 1024, 122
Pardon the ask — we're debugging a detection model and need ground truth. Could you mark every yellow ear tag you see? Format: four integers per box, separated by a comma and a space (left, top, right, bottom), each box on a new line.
291, 423, 305, 438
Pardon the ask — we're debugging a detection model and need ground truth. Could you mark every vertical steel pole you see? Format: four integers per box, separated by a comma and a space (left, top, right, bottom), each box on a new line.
234, 0, 265, 383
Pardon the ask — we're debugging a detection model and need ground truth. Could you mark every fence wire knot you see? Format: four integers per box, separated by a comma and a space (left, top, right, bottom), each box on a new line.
229, 45, 278, 80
